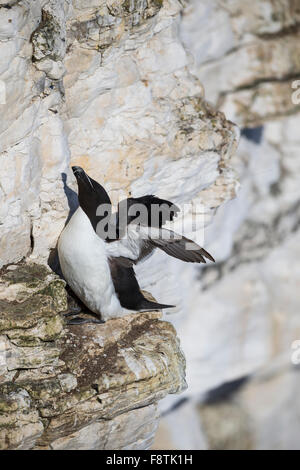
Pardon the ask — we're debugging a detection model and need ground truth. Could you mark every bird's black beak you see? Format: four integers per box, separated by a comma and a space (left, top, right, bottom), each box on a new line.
72, 166, 85, 178
72, 166, 95, 192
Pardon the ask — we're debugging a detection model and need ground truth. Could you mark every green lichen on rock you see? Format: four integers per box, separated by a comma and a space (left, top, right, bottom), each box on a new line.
37, 280, 68, 313
0, 262, 67, 345
0, 392, 19, 414
5, 314, 64, 346
121, 0, 163, 17
31, 8, 65, 62
0, 262, 186, 449
0, 262, 50, 285
67, 0, 164, 51
0, 296, 58, 332
0, 385, 44, 450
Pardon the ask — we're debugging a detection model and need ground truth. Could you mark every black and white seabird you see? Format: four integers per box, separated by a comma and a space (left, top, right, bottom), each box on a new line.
58, 166, 176, 323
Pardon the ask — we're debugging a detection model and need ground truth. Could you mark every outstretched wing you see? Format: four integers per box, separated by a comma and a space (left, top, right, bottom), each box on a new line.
105, 195, 180, 262
105, 225, 215, 267
148, 228, 215, 264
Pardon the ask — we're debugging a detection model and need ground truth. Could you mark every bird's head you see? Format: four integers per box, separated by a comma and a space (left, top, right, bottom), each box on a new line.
72, 166, 111, 232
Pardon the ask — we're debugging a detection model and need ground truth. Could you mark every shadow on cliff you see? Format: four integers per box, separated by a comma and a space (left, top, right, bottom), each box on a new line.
48, 172, 78, 277
241, 126, 264, 144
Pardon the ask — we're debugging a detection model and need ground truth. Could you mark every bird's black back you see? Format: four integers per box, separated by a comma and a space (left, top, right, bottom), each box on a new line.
117, 195, 180, 229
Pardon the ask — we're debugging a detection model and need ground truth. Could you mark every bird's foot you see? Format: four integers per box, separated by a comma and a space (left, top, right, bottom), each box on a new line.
63, 305, 82, 317
66, 316, 104, 325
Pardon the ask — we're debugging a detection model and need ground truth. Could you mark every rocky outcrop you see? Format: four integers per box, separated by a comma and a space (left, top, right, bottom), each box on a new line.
0, 262, 186, 450
151, 0, 300, 450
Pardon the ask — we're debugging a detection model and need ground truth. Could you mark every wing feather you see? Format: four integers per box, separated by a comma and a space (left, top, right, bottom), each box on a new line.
106, 224, 215, 266
147, 228, 215, 264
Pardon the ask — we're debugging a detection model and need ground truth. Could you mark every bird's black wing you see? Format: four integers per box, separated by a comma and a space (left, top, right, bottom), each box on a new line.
133, 195, 180, 227
106, 225, 215, 267
117, 195, 180, 230
148, 229, 215, 264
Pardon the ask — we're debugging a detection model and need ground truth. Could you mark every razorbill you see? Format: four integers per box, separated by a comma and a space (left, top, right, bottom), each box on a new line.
58, 166, 174, 323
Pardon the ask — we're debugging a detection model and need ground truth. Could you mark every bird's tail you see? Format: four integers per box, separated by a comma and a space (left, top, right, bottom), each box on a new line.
137, 298, 175, 311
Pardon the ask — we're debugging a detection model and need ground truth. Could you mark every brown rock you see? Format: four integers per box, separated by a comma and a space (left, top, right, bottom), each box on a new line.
0, 262, 186, 450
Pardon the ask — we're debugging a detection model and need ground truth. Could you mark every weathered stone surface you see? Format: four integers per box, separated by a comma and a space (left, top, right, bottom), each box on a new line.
181, 0, 300, 126
0, 262, 186, 450
0, 0, 238, 270
49, 403, 160, 450
0, 387, 44, 450
0, 1, 239, 450
151, 0, 300, 451
157, 0, 299, 395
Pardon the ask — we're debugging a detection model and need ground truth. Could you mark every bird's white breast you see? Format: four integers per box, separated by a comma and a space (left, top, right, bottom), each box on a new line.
58, 207, 123, 320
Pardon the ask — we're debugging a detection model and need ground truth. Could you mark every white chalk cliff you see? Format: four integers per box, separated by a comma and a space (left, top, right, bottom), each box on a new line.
1, 0, 299, 450
155, 0, 300, 450
0, 0, 238, 450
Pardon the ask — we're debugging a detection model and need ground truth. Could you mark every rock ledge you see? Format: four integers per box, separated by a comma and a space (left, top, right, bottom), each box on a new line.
0, 262, 186, 450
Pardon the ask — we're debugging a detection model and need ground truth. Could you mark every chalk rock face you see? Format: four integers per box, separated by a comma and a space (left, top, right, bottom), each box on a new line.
151, 0, 300, 450
0, 0, 238, 269
0, 0, 238, 434
0, 0, 240, 450
0, 262, 186, 450
181, 0, 300, 125
173, 0, 300, 392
